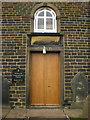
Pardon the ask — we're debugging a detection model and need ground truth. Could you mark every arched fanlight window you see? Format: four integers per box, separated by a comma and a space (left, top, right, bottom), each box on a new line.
34, 8, 57, 33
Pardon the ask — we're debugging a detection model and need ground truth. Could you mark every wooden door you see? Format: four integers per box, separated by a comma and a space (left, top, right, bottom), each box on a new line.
30, 53, 60, 105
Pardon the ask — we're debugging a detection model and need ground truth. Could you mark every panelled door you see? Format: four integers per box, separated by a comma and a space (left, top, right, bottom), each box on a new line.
30, 53, 60, 105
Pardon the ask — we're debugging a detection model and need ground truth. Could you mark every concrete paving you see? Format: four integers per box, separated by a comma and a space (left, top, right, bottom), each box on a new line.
2, 107, 83, 119
5, 108, 66, 119
6, 108, 27, 118
64, 108, 82, 118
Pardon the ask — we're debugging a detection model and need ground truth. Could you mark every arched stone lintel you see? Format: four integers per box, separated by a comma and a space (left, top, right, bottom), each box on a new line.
30, 2, 60, 19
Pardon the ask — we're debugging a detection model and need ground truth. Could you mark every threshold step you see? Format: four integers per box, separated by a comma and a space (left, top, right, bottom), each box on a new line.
27, 117, 67, 120
29, 105, 63, 109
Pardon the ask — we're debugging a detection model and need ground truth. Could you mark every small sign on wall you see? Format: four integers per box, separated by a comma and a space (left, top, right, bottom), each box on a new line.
12, 68, 25, 84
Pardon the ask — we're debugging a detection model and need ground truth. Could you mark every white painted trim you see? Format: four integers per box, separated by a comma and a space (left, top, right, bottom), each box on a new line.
34, 8, 57, 33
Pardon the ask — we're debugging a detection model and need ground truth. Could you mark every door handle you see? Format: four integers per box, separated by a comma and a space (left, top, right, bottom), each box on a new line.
48, 86, 51, 87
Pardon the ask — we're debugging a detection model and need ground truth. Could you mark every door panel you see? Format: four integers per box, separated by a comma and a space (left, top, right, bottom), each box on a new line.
30, 53, 44, 105
30, 53, 60, 105
45, 53, 60, 105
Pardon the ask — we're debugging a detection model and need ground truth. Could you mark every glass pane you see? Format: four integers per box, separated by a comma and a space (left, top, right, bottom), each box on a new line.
46, 11, 52, 17
38, 18, 44, 29
46, 18, 53, 29
38, 11, 44, 16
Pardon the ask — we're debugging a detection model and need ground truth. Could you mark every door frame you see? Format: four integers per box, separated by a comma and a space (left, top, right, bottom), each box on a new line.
26, 46, 64, 108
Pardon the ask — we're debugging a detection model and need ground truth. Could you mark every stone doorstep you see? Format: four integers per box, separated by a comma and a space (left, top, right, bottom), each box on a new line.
29, 105, 63, 109
26, 109, 66, 118
26, 117, 68, 120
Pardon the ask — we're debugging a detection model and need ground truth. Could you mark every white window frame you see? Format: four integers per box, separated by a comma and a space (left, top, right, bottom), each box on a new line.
34, 8, 57, 33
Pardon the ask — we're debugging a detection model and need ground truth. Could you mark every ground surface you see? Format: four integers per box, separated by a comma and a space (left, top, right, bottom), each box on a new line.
1, 107, 85, 119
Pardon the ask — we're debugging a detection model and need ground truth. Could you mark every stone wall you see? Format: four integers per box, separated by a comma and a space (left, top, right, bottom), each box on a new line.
2, 2, 89, 107
54, 2, 89, 102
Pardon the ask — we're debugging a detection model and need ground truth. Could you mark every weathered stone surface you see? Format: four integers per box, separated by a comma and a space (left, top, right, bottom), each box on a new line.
82, 95, 89, 118
71, 72, 88, 108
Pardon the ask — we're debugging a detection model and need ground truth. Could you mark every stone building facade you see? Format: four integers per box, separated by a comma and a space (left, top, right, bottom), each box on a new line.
2, 2, 89, 107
